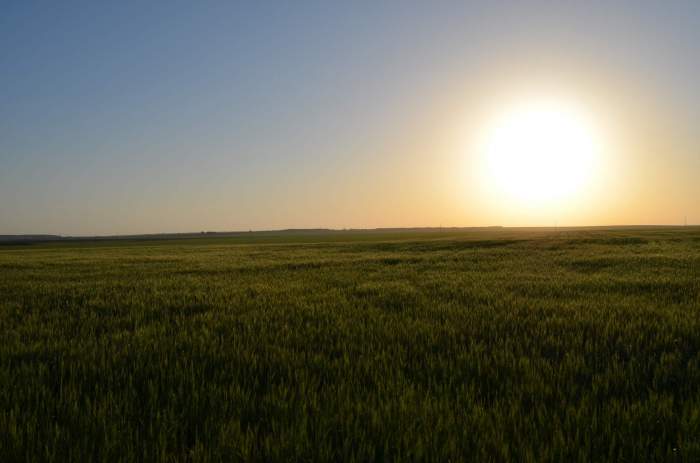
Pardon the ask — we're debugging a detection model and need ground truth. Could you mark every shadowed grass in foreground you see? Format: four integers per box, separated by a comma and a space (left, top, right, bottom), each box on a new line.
1, 228, 699, 461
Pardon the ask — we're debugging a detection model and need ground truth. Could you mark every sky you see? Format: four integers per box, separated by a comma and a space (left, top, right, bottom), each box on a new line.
2, 1, 699, 235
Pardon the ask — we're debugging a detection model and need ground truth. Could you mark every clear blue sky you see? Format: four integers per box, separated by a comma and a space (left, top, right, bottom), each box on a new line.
2, 1, 699, 235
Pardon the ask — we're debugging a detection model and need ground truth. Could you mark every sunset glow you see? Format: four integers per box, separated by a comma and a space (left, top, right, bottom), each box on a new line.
478, 99, 603, 205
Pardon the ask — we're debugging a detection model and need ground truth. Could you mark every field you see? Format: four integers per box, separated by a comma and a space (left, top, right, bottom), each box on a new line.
1, 227, 699, 461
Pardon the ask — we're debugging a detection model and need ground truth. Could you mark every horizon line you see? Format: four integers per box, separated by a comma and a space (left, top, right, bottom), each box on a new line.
1, 224, 698, 242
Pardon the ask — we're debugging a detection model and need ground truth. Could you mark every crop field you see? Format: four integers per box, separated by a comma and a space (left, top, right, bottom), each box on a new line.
1, 227, 699, 462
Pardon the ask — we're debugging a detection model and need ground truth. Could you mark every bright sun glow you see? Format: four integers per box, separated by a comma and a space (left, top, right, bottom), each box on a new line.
479, 99, 602, 205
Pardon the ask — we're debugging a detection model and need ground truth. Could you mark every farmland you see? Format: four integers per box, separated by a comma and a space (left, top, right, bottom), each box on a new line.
1, 227, 699, 461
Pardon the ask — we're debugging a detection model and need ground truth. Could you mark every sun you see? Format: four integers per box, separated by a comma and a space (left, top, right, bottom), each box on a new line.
479, 99, 602, 205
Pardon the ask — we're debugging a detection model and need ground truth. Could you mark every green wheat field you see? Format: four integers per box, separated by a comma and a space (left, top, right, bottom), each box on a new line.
1, 227, 699, 462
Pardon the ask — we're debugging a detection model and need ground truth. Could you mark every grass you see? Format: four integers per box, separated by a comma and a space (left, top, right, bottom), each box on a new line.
1, 227, 699, 461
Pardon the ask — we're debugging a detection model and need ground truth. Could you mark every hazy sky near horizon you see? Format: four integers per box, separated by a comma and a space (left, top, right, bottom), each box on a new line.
2, 1, 699, 235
